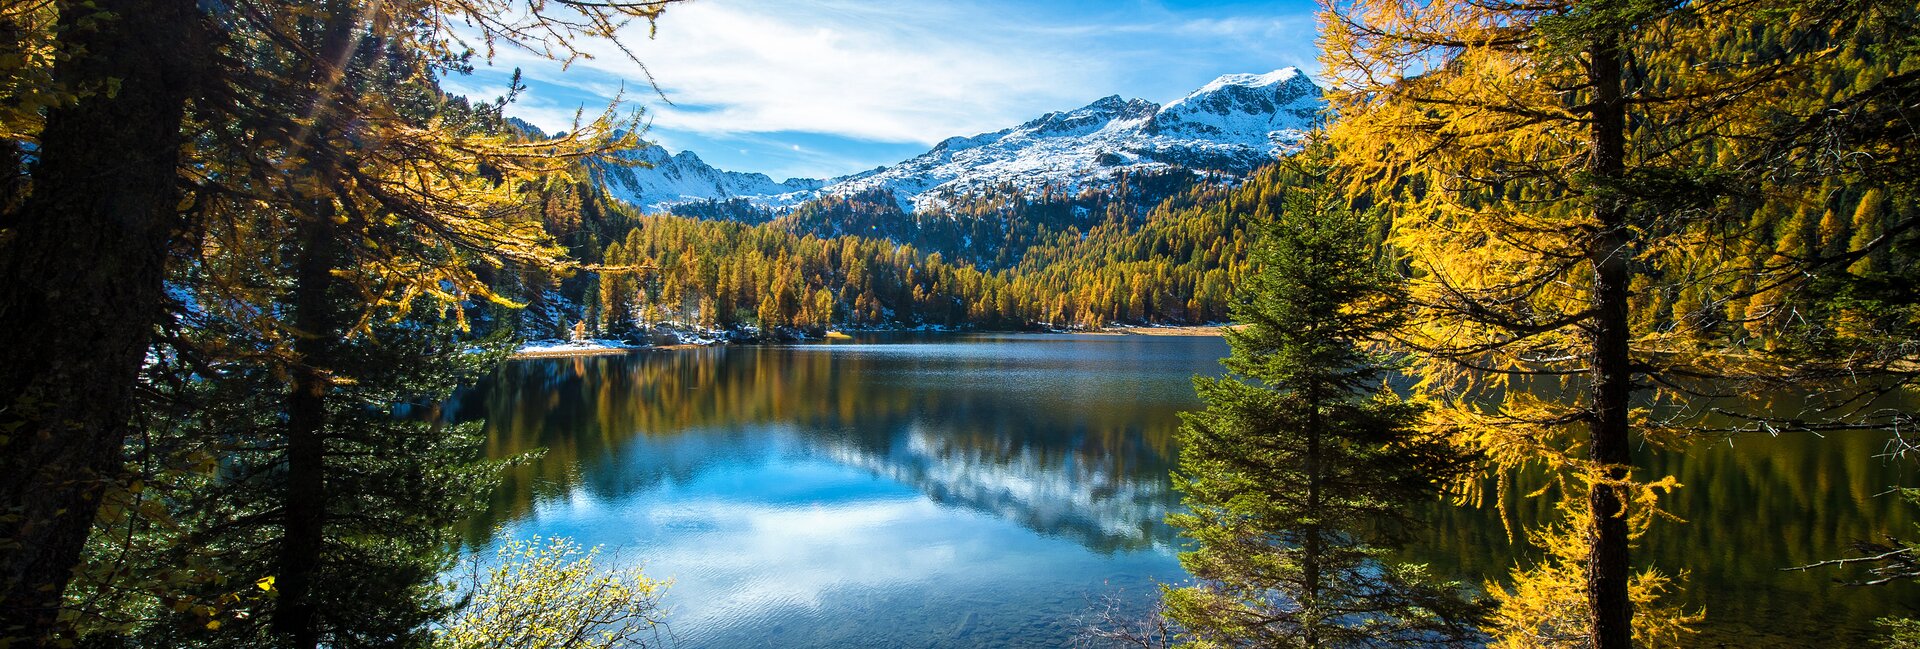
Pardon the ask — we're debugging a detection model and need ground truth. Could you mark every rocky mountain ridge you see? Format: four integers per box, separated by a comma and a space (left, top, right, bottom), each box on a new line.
597, 67, 1324, 214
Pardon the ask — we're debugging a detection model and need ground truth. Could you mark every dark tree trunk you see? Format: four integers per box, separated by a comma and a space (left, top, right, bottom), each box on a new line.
0, 1, 202, 643
1303, 379, 1323, 649
275, 210, 336, 649
1586, 32, 1636, 649
275, 6, 358, 643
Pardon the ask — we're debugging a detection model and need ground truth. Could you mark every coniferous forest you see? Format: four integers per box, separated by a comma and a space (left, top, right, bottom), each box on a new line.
0, 1, 1916, 648
496, 170, 1252, 339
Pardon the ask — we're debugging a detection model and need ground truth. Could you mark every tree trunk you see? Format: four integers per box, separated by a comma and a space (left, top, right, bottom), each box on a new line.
275, 209, 336, 649
1303, 379, 1323, 649
1586, 31, 1636, 649
275, 5, 358, 643
0, 1, 202, 643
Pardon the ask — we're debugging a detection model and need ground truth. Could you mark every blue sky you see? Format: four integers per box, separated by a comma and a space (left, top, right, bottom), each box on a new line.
439, 0, 1322, 181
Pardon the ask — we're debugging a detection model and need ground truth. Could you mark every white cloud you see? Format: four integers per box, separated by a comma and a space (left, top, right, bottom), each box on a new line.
442, 0, 1324, 177
485, 0, 1117, 145
435, 76, 509, 104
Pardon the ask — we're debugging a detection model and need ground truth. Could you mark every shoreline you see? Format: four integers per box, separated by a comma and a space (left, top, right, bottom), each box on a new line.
1086, 324, 1236, 337
508, 324, 1237, 359
509, 345, 647, 359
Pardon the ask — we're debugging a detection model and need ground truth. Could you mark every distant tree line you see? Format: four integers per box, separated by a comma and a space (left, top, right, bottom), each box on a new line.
495, 167, 1288, 336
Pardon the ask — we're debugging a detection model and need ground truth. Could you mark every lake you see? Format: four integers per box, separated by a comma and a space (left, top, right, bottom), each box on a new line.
451, 333, 1918, 648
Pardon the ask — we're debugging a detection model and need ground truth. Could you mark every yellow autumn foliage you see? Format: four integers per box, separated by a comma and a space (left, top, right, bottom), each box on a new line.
1484, 498, 1702, 649
440, 536, 669, 649
1317, 0, 1915, 645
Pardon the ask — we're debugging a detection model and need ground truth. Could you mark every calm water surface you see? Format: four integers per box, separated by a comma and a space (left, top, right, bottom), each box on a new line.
452, 333, 1917, 648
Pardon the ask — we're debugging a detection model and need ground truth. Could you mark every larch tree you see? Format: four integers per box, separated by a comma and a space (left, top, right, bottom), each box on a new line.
183, 1, 677, 644
0, 0, 689, 644
1162, 147, 1481, 648
0, 2, 210, 640
1323, 1, 1919, 647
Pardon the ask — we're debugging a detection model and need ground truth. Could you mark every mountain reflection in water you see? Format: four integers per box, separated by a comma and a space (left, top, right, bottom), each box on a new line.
449, 334, 1215, 648
451, 332, 1919, 648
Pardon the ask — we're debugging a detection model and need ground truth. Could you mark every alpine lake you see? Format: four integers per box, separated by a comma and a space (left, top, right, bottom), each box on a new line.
450, 332, 1918, 648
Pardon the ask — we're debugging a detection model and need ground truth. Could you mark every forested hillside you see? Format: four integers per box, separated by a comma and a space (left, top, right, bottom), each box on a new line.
488, 163, 1274, 337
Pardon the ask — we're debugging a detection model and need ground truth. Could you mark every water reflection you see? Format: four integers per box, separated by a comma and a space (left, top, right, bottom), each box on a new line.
1412, 419, 1920, 647
452, 334, 1202, 554
456, 333, 1919, 648
449, 334, 1217, 648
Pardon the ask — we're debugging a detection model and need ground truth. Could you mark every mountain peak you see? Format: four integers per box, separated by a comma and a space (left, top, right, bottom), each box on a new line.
1187, 67, 1307, 97
1081, 94, 1158, 115
1165, 67, 1318, 113
591, 69, 1325, 216
600, 145, 823, 213
1148, 68, 1321, 145
1010, 94, 1160, 141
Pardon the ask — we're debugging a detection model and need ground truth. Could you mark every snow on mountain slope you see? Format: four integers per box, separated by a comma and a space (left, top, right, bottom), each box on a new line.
825, 67, 1322, 211
1150, 68, 1323, 142
592, 68, 1323, 214
600, 145, 824, 214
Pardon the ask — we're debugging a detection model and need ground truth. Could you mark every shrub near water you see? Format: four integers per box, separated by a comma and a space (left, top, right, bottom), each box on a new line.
441, 537, 669, 649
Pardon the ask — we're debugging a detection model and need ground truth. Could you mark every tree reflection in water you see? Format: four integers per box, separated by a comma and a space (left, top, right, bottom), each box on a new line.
449, 334, 1919, 647
451, 334, 1210, 553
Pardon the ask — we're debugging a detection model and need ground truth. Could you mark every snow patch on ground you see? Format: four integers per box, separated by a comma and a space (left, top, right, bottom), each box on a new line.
513, 338, 645, 356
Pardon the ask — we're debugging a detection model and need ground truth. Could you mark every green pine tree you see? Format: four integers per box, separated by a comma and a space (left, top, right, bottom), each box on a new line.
1162, 147, 1482, 648
68, 287, 513, 648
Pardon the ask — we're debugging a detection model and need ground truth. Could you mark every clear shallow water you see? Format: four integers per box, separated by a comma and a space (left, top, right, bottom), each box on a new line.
452, 333, 1918, 648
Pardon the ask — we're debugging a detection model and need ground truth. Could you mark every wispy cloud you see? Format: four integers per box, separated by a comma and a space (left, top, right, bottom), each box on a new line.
495, 1, 1118, 145
449, 0, 1321, 178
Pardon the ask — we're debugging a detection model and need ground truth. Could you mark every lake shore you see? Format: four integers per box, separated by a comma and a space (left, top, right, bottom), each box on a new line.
1088, 324, 1237, 336
509, 324, 1239, 358
510, 342, 647, 359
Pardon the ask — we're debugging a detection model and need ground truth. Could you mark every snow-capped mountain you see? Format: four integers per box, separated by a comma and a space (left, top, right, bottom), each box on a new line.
829, 67, 1322, 211
596, 68, 1323, 214
601, 146, 824, 214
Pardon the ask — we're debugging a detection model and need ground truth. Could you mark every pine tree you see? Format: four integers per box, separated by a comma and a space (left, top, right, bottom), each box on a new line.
1163, 147, 1481, 648
67, 280, 513, 648
0, 2, 691, 641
